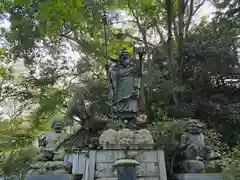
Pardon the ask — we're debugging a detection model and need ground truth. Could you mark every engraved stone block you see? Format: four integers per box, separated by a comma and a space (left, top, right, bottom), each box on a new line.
96, 178, 118, 180
136, 163, 145, 176
126, 150, 139, 160
89, 150, 167, 180
95, 163, 116, 178
146, 162, 159, 176
114, 151, 125, 160
96, 151, 115, 163
138, 178, 160, 180
138, 151, 158, 162
135, 163, 159, 176
173, 173, 222, 180
26, 175, 73, 180
98, 128, 154, 150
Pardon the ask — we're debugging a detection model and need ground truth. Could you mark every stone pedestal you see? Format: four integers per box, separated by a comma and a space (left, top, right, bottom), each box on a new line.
173, 173, 222, 180
99, 128, 154, 150
113, 159, 140, 180
26, 160, 71, 176
25, 175, 73, 180
87, 150, 167, 180
91, 128, 167, 180
64, 150, 88, 175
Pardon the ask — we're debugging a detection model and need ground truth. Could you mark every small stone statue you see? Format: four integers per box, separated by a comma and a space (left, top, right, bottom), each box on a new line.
27, 116, 71, 176
41, 116, 67, 161
107, 48, 141, 127
180, 119, 220, 173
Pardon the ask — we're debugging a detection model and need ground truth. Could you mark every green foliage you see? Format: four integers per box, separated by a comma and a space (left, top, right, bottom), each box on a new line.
148, 116, 186, 173
0, 0, 240, 178
228, 103, 240, 123
0, 120, 37, 153
221, 144, 240, 180
0, 146, 38, 177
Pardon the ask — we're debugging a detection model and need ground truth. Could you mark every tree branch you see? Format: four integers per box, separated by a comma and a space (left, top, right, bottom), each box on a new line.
184, 0, 194, 36
111, 32, 155, 47
226, 6, 240, 16
173, 18, 178, 38
152, 19, 165, 44
185, 0, 206, 35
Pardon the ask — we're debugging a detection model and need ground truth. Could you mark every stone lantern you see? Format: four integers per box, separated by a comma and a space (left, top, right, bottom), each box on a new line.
113, 159, 140, 180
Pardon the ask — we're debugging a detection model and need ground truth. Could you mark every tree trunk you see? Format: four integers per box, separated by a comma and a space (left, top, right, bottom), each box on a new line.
166, 0, 180, 108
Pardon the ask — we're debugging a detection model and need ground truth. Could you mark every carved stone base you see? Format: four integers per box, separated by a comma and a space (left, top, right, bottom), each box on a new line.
173, 173, 222, 180
27, 161, 71, 176
182, 160, 205, 173
99, 128, 154, 150
25, 175, 73, 180
88, 150, 167, 180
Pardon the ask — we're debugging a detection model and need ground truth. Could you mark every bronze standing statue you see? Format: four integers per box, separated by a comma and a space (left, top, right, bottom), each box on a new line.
106, 48, 144, 128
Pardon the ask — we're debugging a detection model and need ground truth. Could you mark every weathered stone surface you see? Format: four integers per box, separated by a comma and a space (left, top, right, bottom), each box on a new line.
95, 150, 159, 163
53, 149, 65, 161
92, 150, 166, 180
99, 128, 154, 150
43, 161, 68, 170
138, 178, 160, 180
173, 173, 222, 180
99, 129, 118, 149
133, 129, 154, 149
96, 178, 118, 180
115, 151, 126, 160
26, 169, 43, 176
26, 175, 73, 180
136, 163, 159, 176
95, 163, 116, 178
118, 128, 134, 146
96, 151, 116, 163
30, 162, 44, 169
54, 169, 68, 174
182, 160, 205, 173
95, 161, 160, 178
96, 178, 160, 180
137, 151, 158, 162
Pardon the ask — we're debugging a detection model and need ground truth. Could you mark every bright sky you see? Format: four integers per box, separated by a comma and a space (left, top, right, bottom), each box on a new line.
195, 1, 216, 21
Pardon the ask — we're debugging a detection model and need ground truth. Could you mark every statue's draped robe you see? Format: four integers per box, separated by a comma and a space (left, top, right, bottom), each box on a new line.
108, 60, 139, 119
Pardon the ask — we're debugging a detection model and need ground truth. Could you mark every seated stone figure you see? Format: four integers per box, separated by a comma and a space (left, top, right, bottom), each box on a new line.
180, 119, 220, 173
39, 116, 67, 161
27, 116, 71, 176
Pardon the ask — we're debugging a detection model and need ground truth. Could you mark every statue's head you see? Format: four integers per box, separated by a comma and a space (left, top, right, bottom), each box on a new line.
50, 116, 64, 133
186, 119, 203, 134
119, 48, 131, 64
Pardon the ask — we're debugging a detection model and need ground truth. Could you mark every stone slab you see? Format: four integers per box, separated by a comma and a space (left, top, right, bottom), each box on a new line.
25, 175, 74, 180
91, 150, 167, 180
173, 173, 222, 180
96, 150, 159, 163
95, 162, 159, 177
96, 178, 160, 180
